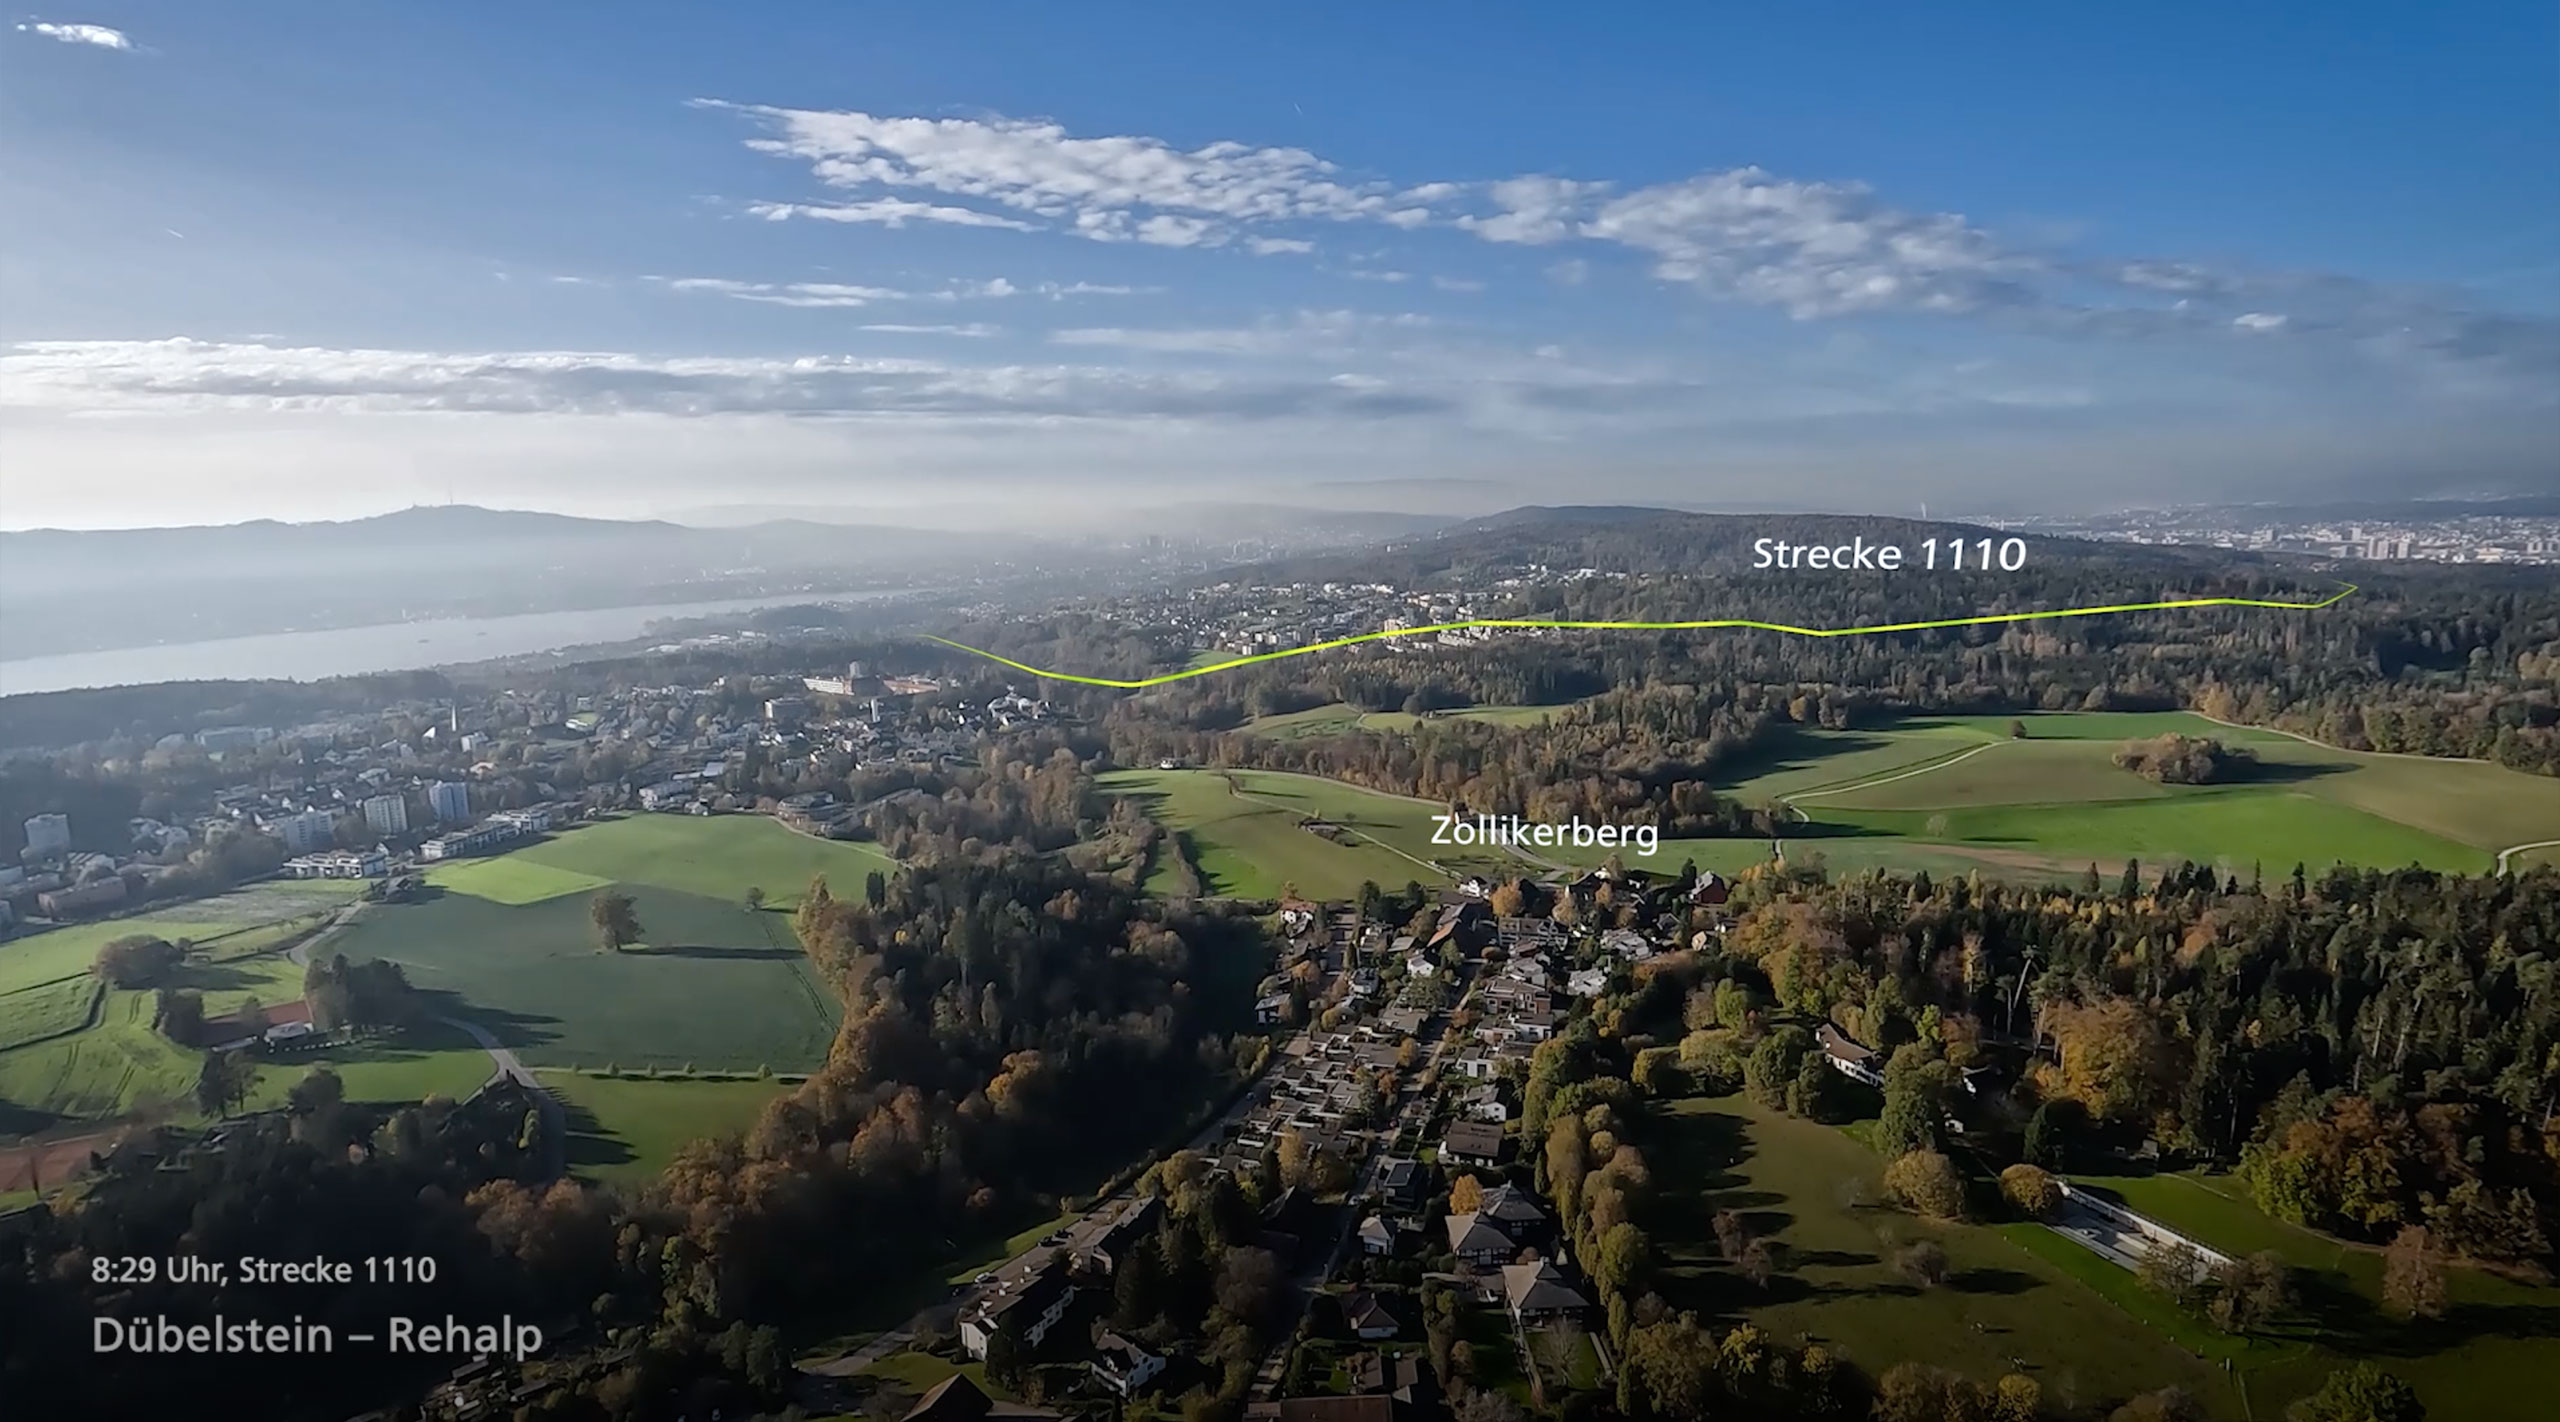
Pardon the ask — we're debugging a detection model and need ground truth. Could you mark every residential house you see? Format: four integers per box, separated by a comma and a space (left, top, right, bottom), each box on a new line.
1426, 899, 1493, 954
958, 1260, 1074, 1361
1444, 1211, 1513, 1268
1511, 1007, 1559, 1042
1339, 1289, 1399, 1341
1599, 928, 1655, 961
1816, 1023, 1885, 1088
638, 779, 694, 812
1375, 1157, 1423, 1211
1089, 1331, 1166, 1397
1347, 1353, 1437, 1410
1439, 1120, 1506, 1168
1501, 1259, 1591, 1323
901, 1375, 1062, 1422
1475, 1183, 1548, 1242
1356, 1214, 1401, 1257
1078, 1194, 1163, 1278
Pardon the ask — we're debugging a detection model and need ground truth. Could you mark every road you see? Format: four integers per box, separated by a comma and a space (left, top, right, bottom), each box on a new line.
1247, 966, 1476, 1399
435, 1014, 568, 1180
2497, 839, 2560, 874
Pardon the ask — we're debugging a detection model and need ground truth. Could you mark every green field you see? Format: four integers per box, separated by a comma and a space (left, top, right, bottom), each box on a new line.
2065, 1170, 2560, 1420
328, 816, 858, 1072
1529, 712, 2557, 882
0, 818, 873, 1127
0, 949, 321, 1124
0, 880, 359, 996
1100, 767, 1523, 899
247, 1021, 505, 1114
539, 1070, 788, 1185
0, 984, 203, 1123
0, 977, 103, 1053
1650, 1093, 2242, 1414
435, 813, 894, 909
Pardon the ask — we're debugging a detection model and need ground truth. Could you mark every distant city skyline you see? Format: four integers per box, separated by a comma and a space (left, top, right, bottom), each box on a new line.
2, 3, 2553, 529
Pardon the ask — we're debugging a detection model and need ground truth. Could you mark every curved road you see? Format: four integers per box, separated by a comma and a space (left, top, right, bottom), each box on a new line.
289, 902, 568, 1180
2498, 840, 2560, 874
435, 1014, 567, 1180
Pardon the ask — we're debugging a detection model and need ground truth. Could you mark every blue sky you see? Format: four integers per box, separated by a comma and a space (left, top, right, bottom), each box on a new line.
3, 2, 2553, 529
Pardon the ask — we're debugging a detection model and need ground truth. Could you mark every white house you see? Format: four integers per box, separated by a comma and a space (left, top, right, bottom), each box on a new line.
1089, 1331, 1165, 1396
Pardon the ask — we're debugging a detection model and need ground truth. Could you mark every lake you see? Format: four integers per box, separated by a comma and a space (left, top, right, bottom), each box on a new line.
0, 590, 916, 696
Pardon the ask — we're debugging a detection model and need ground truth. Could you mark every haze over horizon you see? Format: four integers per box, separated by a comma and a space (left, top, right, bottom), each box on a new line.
3, 3, 2554, 531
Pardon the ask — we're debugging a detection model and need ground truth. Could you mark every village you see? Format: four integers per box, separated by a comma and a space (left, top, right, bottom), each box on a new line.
798, 860, 1767, 1422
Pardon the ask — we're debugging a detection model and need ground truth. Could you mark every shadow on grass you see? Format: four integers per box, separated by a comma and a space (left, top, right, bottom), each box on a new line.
2230, 760, 2353, 786
0, 1102, 61, 1137
1950, 1266, 2040, 1296
1793, 1248, 1881, 1269
557, 1098, 637, 1174
2292, 1267, 2560, 1361
635, 944, 803, 962
176, 961, 294, 994
411, 989, 563, 1052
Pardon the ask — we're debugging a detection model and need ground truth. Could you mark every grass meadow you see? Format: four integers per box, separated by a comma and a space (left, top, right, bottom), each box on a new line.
539, 1069, 790, 1185
1536, 710, 2551, 882
1647, 1092, 2241, 1414
1099, 767, 1523, 899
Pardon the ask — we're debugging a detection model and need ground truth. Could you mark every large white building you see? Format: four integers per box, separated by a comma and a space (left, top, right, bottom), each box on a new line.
273, 809, 338, 856
361, 793, 410, 836
428, 781, 471, 824
283, 848, 389, 880
21, 813, 72, 858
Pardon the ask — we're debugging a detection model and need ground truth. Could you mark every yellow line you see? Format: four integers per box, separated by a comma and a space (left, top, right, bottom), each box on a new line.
927, 583, 2358, 690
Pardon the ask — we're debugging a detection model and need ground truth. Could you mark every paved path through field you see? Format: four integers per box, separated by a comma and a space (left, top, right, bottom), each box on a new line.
2190, 710, 2494, 764
434, 1015, 566, 1180
2497, 839, 2560, 874
287, 916, 567, 1181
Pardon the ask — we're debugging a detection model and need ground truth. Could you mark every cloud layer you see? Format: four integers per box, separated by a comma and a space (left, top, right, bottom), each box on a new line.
16, 20, 131, 49
703, 101, 2557, 390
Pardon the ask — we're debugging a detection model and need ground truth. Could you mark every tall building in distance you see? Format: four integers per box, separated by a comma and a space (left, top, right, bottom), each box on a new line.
428, 781, 471, 824
361, 793, 410, 837
21, 813, 72, 858
275, 809, 338, 856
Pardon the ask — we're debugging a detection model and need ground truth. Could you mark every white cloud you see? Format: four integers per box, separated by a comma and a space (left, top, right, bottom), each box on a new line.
608, 104, 2541, 398
859, 323, 1000, 338
0, 336, 1456, 423
745, 198, 1039, 231
1038, 281, 1157, 298
1581, 168, 2029, 318
16, 21, 131, 49
698, 102, 2552, 380
649, 276, 1022, 308
707, 100, 1404, 250
1433, 276, 1487, 293
1347, 269, 1411, 283
1048, 309, 1432, 357
2232, 312, 2289, 332
1132, 214, 1221, 248
1458, 176, 1609, 245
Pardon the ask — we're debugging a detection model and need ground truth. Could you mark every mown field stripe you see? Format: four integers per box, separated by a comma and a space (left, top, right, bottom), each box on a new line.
930, 584, 2358, 689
